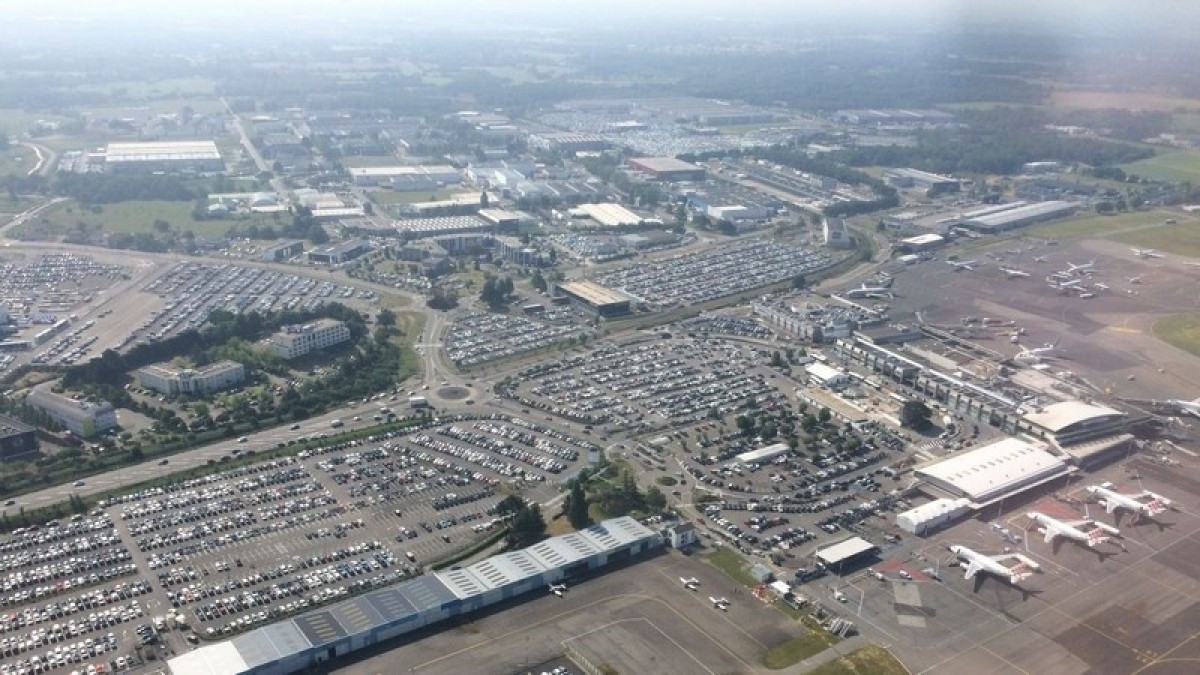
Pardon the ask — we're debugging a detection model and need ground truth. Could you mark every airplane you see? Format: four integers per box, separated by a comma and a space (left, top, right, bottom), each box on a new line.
1000, 267, 1030, 279
844, 284, 893, 299
709, 596, 729, 610
1131, 248, 1164, 259
1032, 256, 1047, 263
549, 583, 568, 597
1066, 259, 1096, 274
1027, 511, 1120, 548
1094, 282, 1109, 291
679, 576, 700, 590
947, 260, 978, 271
1014, 341, 1062, 364
1087, 482, 1172, 521
1128, 275, 1143, 285
1166, 397, 1200, 418
1056, 278, 1084, 289
947, 545, 1039, 585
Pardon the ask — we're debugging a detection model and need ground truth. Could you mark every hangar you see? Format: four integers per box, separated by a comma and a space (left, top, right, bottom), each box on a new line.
914, 437, 1069, 507
815, 536, 877, 572
168, 517, 660, 675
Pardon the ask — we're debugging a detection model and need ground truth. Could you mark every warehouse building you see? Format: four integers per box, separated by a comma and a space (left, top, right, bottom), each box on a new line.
168, 517, 660, 675
815, 536, 877, 573
268, 319, 351, 360
137, 360, 246, 397
306, 239, 370, 265
735, 442, 790, 466
26, 389, 118, 438
914, 437, 1069, 507
805, 362, 850, 390
554, 280, 632, 317
895, 498, 971, 536
104, 141, 224, 174
348, 165, 462, 189
394, 215, 493, 240
626, 157, 706, 182
530, 132, 610, 154
260, 240, 305, 262
898, 233, 945, 252
569, 203, 645, 229
962, 201, 1079, 233
883, 168, 960, 194
0, 414, 38, 461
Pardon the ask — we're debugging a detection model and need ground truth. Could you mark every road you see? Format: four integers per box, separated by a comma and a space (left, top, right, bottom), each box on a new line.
0, 197, 68, 237
221, 97, 287, 196
17, 140, 56, 177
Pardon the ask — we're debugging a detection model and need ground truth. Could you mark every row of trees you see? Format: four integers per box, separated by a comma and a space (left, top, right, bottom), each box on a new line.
479, 276, 515, 310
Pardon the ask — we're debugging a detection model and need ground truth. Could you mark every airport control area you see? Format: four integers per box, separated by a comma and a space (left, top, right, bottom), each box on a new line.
5, 4, 1200, 675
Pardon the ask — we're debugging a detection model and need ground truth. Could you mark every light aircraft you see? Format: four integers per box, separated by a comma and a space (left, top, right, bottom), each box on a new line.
844, 284, 893, 299
1128, 276, 1143, 285
549, 583, 568, 597
709, 596, 730, 610
1087, 483, 1172, 521
947, 260, 978, 271
947, 545, 1039, 585
1032, 256, 1047, 263
1066, 259, 1096, 274
1000, 267, 1030, 279
680, 576, 700, 590
1131, 248, 1164, 259
1027, 512, 1119, 548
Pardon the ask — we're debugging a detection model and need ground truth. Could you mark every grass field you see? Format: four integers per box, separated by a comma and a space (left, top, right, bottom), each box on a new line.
704, 547, 760, 587
1121, 151, 1200, 183
29, 199, 236, 239
1112, 223, 1200, 259
1025, 209, 1177, 240
0, 145, 37, 177
1048, 90, 1200, 112
1153, 315, 1200, 358
805, 646, 909, 675
762, 631, 841, 669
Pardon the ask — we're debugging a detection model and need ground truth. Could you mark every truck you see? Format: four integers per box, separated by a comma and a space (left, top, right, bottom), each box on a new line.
329, 419, 344, 429
409, 396, 429, 409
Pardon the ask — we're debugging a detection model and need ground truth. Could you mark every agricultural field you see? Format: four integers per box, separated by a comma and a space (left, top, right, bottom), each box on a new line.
1121, 151, 1200, 183
20, 199, 239, 239
1153, 315, 1200, 358
0, 144, 36, 177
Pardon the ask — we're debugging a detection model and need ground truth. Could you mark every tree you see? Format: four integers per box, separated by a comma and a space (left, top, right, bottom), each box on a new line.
152, 219, 171, 233
530, 270, 548, 293
644, 486, 667, 511
567, 481, 590, 529
818, 407, 832, 424
505, 500, 546, 549
900, 400, 933, 431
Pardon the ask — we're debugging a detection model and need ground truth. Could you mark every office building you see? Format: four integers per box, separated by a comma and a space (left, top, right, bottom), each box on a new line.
137, 361, 246, 397
26, 389, 118, 438
306, 240, 370, 265
268, 319, 351, 360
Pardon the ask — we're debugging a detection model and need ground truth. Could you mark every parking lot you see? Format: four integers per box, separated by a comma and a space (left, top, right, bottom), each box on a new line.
444, 311, 588, 368
593, 238, 832, 310
0, 411, 601, 674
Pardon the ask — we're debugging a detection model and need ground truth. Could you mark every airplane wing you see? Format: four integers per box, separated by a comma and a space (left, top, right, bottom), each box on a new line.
1042, 527, 1057, 544
963, 562, 981, 580
1103, 499, 1120, 514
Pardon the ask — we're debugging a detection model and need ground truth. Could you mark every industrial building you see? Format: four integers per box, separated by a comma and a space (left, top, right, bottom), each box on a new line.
815, 536, 877, 572
895, 498, 971, 536
137, 361, 246, 397
167, 517, 660, 675
260, 240, 305, 262
1022, 401, 1133, 468
394, 216, 493, 239
268, 319, 351, 360
822, 218, 853, 249
626, 157, 706, 182
735, 442, 790, 466
883, 168, 960, 194
306, 240, 370, 265
25, 389, 118, 438
348, 165, 462, 189
805, 362, 849, 390
530, 132, 610, 154
103, 141, 224, 174
569, 203, 645, 229
684, 184, 780, 224
898, 233, 945, 252
554, 280, 632, 317
914, 437, 1069, 507
0, 414, 38, 461
494, 236, 544, 267
962, 201, 1079, 233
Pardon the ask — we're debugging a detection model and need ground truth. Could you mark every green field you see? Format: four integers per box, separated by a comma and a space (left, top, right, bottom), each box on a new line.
704, 547, 761, 587
0, 145, 37, 177
27, 199, 237, 239
805, 646, 909, 675
1112, 223, 1200, 259
762, 631, 842, 669
1122, 151, 1200, 183
1026, 209, 1183, 240
1154, 315, 1200, 358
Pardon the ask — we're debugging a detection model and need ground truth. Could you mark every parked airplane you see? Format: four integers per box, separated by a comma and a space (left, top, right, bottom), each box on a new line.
1132, 248, 1164, 259
947, 545, 1039, 585
1027, 512, 1120, 548
1015, 341, 1062, 364
1094, 282, 1109, 291
1001, 267, 1031, 279
709, 596, 730, 610
844, 284, 893, 299
549, 583, 568, 597
1066, 259, 1097, 274
1087, 483, 1172, 520
1057, 278, 1084, 289
1167, 397, 1200, 418
1128, 275, 1143, 285
1032, 256, 1048, 263
947, 260, 978, 271
680, 577, 700, 590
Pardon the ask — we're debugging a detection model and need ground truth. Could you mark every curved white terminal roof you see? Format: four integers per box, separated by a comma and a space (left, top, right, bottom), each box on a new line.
916, 438, 1068, 505
1025, 401, 1123, 433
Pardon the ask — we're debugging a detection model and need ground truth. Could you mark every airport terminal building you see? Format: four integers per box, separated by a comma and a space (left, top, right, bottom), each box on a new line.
168, 517, 660, 675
